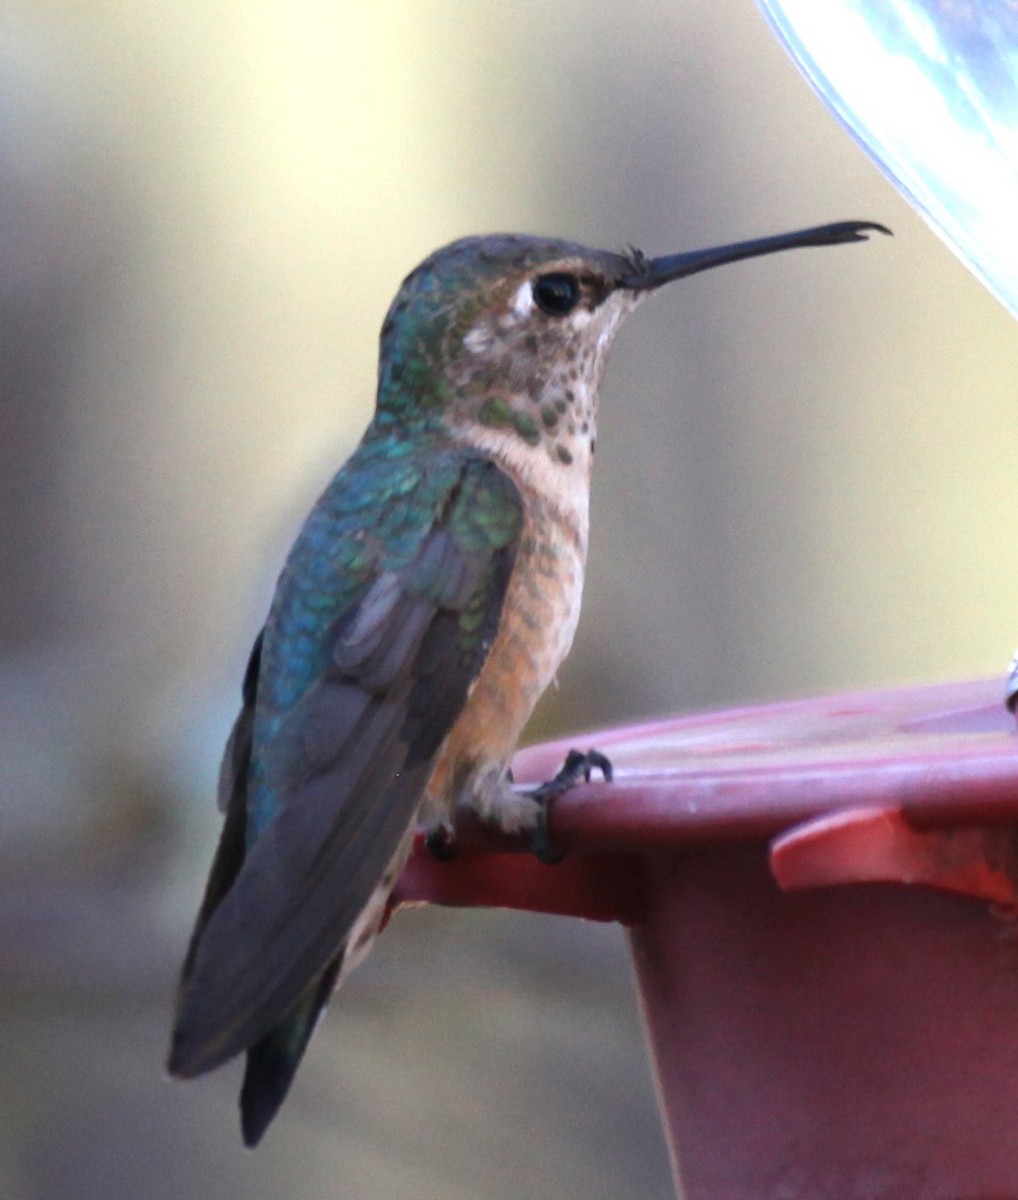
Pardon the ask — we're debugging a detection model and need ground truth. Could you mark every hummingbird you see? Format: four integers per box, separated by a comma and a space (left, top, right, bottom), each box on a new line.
168, 219, 889, 1145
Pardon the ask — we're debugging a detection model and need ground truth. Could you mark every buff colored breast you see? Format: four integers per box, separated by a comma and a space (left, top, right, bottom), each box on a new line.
424, 489, 586, 819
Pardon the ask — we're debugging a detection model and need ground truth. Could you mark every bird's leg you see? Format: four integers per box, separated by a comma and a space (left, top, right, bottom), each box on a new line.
525, 748, 613, 864
425, 752, 611, 863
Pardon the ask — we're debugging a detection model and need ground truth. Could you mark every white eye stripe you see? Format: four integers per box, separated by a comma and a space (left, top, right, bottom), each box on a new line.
512, 280, 534, 317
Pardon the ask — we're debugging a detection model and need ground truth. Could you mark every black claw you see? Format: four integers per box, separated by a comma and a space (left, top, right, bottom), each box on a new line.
425, 826, 457, 862
583, 749, 613, 783
560, 748, 590, 782
1006, 653, 1018, 714
525, 748, 613, 863
530, 748, 613, 801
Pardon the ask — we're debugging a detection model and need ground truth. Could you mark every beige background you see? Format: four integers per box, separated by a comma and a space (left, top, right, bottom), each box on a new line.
2, 2, 1016, 1198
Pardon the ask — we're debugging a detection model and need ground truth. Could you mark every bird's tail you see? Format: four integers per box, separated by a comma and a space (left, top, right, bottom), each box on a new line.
239, 954, 343, 1147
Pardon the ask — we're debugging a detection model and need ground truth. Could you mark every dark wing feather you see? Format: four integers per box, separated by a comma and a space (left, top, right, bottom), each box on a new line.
217, 627, 264, 814
175, 630, 263, 992
170, 456, 521, 1078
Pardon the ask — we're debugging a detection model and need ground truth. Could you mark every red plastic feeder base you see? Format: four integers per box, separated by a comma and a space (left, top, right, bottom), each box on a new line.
392, 679, 1018, 1199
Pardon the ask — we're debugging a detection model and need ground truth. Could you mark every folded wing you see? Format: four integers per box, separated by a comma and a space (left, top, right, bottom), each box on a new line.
169, 452, 523, 1077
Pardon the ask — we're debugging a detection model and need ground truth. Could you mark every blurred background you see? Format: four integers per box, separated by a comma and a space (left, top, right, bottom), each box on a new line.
2, 2, 1016, 1198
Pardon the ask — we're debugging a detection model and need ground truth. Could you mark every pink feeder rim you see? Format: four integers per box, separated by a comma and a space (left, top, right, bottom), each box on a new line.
391, 679, 1018, 1200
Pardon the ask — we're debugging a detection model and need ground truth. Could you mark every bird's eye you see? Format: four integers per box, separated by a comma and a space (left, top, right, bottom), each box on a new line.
533, 273, 580, 317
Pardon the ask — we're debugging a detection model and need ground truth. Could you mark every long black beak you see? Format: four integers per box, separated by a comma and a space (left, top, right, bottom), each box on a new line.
621, 220, 891, 291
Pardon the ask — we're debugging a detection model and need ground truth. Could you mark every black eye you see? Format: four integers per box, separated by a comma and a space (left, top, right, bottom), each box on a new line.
533, 272, 580, 316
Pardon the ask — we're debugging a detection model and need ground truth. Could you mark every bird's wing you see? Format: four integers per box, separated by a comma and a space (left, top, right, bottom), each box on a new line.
169, 453, 522, 1077
173, 629, 264, 995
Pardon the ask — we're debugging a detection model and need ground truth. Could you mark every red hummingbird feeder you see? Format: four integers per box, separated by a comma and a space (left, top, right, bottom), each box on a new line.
391, 678, 1018, 1199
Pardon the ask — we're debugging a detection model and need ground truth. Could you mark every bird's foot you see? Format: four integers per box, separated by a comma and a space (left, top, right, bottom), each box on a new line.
425, 823, 457, 862
1006, 650, 1018, 715
525, 748, 613, 864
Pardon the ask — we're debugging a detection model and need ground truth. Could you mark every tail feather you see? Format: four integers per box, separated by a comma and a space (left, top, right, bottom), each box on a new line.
240, 954, 343, 1147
